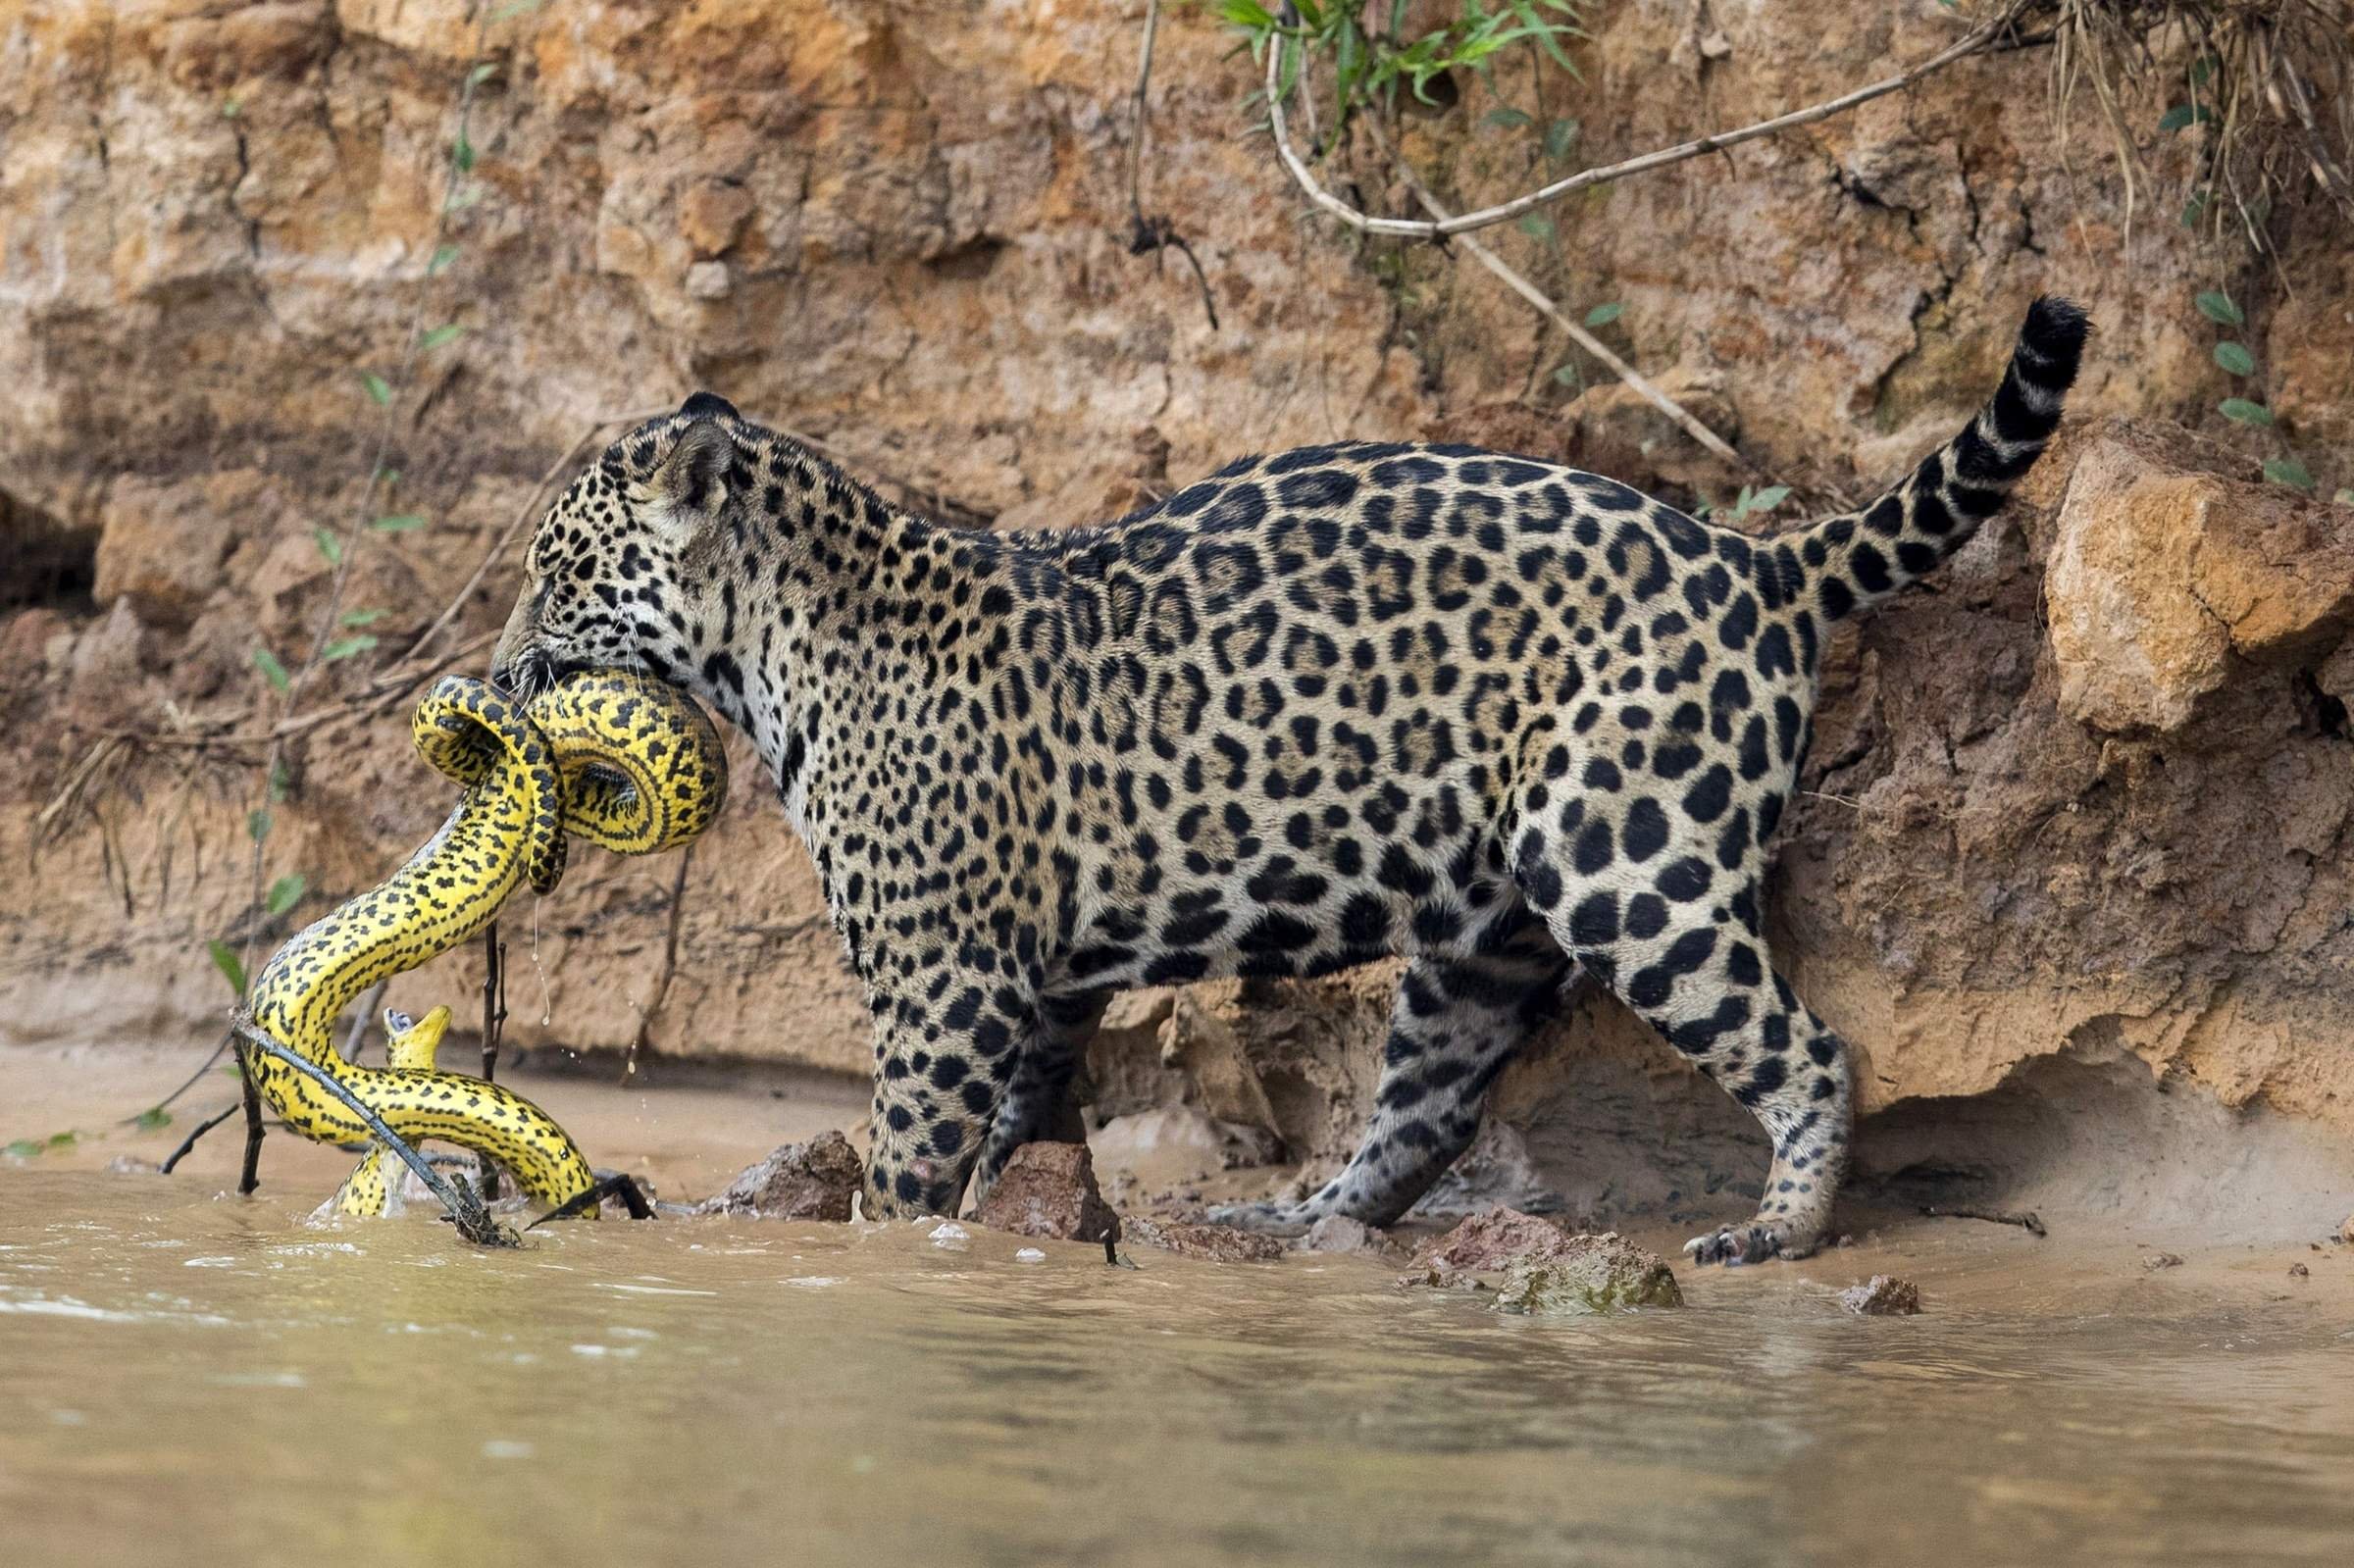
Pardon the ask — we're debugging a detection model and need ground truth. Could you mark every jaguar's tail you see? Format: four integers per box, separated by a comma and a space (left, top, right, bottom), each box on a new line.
1795, 296, 2089, 623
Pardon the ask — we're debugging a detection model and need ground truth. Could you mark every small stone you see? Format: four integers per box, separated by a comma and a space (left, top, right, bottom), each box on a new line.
2339, 1214, 2354, 1246
974, 1141, 1119, 1244
2288, 1262, 2310, 1279
1491, 1237, 1684, 1316
1838, 1275, 1922, 1316
2143, 1251, 2185, 1271
684, 260, 733, 299
694, 1129, 862, 1222
1403, 1204, 1586, 1288
1292, 1214, 1404, 1258
105, 1155, 161, 1176
1123, 1214, 1285, 1262
1013, 1246, 1046, 1263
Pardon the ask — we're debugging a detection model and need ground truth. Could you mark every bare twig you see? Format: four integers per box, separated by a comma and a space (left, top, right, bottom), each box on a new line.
1262, 3, 2025, 238
235, 1041, 265, 1195
478, 921, 508, 1200
1360, 115, 1758, 477
1123, 0, 1221, 330
229, 1014, 516, 1246
158, 1101, 240, 1175
1921, 1203, 2049, 1238
344, 980, 386, 1059
625, 846, 696, 1082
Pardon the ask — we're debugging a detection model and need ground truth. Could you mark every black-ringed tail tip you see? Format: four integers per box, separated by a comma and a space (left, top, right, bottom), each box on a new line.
245, 670, 729, 1221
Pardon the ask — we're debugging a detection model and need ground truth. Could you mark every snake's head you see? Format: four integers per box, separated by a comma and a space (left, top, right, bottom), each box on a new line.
383, 1004, 452, 1073
492, 393, 750, 705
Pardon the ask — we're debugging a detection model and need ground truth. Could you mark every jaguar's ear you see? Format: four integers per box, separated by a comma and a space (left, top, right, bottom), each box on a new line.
650, 418, 736, 524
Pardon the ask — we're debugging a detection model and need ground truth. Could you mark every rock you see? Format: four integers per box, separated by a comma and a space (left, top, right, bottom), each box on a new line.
694, 1130, 862, 1222
1292, 1214, 1404, 1259
2046, 428, 2354, 733
104, 1154, 160, 1176
1405, 1205, 1587, 1287
1401, 1207, 1681, 1312
1013, 1246, 1046, 1263
1838, 1275, 1922, 1316
2288, 1262, 2310, 1279
2143, 1251, 2186, 1271
1122, 1214, 1286, 1262
1492, 1238, 1685, 1316
2340, 1214, 2354, 1246
1405, 1120, 1561, 1221
973, 1141, 1119, 1244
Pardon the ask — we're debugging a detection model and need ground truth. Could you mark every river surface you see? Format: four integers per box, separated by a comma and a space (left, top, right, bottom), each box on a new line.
2, 1166, 2349, 1567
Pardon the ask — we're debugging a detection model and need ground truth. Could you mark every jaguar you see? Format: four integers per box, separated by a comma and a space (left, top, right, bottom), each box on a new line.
491, 296, 2088, 1263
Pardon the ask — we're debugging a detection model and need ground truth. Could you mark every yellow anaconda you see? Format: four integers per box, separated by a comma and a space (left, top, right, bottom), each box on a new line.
245, 671, 728, 1215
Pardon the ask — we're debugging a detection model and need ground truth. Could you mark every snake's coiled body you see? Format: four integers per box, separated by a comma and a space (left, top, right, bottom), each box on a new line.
246, 672, 727, 1214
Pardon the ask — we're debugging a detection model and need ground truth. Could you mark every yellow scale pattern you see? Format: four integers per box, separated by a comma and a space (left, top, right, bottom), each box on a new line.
246, 672, 728, 1216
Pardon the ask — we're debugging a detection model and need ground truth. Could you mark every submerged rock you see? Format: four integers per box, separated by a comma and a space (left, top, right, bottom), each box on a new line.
1839, 1276, 1923, 1316
974, 1141, 1120, 1243
1123, 1214, 1285, 1262
695, 1130, 862, 1222
1292, 1214, 1406, 1259
1401, 1206, 1681, 1313
1492, 1239, 1685, 1316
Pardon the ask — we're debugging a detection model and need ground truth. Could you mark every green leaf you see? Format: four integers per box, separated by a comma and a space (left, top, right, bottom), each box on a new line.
134, 1107, 173, 1132
466, 61, 499, 89
361, 372, 392, 406
2219, 397, 2274, 427
267, 761, 290, 804
1516, 213, 1555, 241
1482, 107, 1533, 129
445, 185, 485, 213
452, 131, 477, 175
2263, 457, 2316, 492
2157, 103, 2212, 133
320, 634, 378, 664
47, 1131, 77, 1148
1745, 484, 1793, 515
418, 324, 465, 351
489, 0, 545, 22
428, 243, 461, 277
1583, 301, 1623, 328
2334, 488, 2354, 507
2212, 341, 2255, 377
247, 808, 272, 844
265, 875, 308, 918
252, 645, 290, 692
370, 513, 427, 533
207, 939, 247, 997
339, 607, 387, 628
221, 95, 242, 120
2194, 290, 2244, 327
4, 1139, 39, 1158
1544, 118, 1580, 161
1550, 362, 1582, 388
312, 527, 343, 566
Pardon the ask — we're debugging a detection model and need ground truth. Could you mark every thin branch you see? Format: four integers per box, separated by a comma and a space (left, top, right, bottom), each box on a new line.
229, 1015, 516, 1246
625, 846, 696, 1082
235, 1040, 265, 1195
479, 922, 507, 1200
1361, 116, 1758, 477
158, 1101, 240, 1175
1123, 0, 1221, 330
1262, 4, 2025, 238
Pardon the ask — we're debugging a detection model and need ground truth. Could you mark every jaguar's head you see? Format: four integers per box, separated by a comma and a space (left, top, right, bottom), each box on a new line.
490, 392, 748, 701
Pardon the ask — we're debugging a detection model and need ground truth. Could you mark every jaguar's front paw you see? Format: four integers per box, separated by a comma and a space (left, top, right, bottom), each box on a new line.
1683, 1219, 1815, 1267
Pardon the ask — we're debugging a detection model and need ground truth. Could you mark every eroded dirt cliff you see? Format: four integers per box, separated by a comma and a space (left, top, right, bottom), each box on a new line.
3, 1, 2350, 1222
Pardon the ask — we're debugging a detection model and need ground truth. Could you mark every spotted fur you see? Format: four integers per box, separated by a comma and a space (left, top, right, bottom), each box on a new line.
493, 299, 2088, 1262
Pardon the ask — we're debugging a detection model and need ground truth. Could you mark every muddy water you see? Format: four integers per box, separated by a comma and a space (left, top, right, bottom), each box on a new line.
1, 1171, 2348, 1566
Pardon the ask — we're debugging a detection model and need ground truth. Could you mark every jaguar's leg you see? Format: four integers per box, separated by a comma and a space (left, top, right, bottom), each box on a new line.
1516, 814, 1854, 1264
860, 973, 1034, 1219
1209, 935, 1570, 1236
967, 990, 1106, 1213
